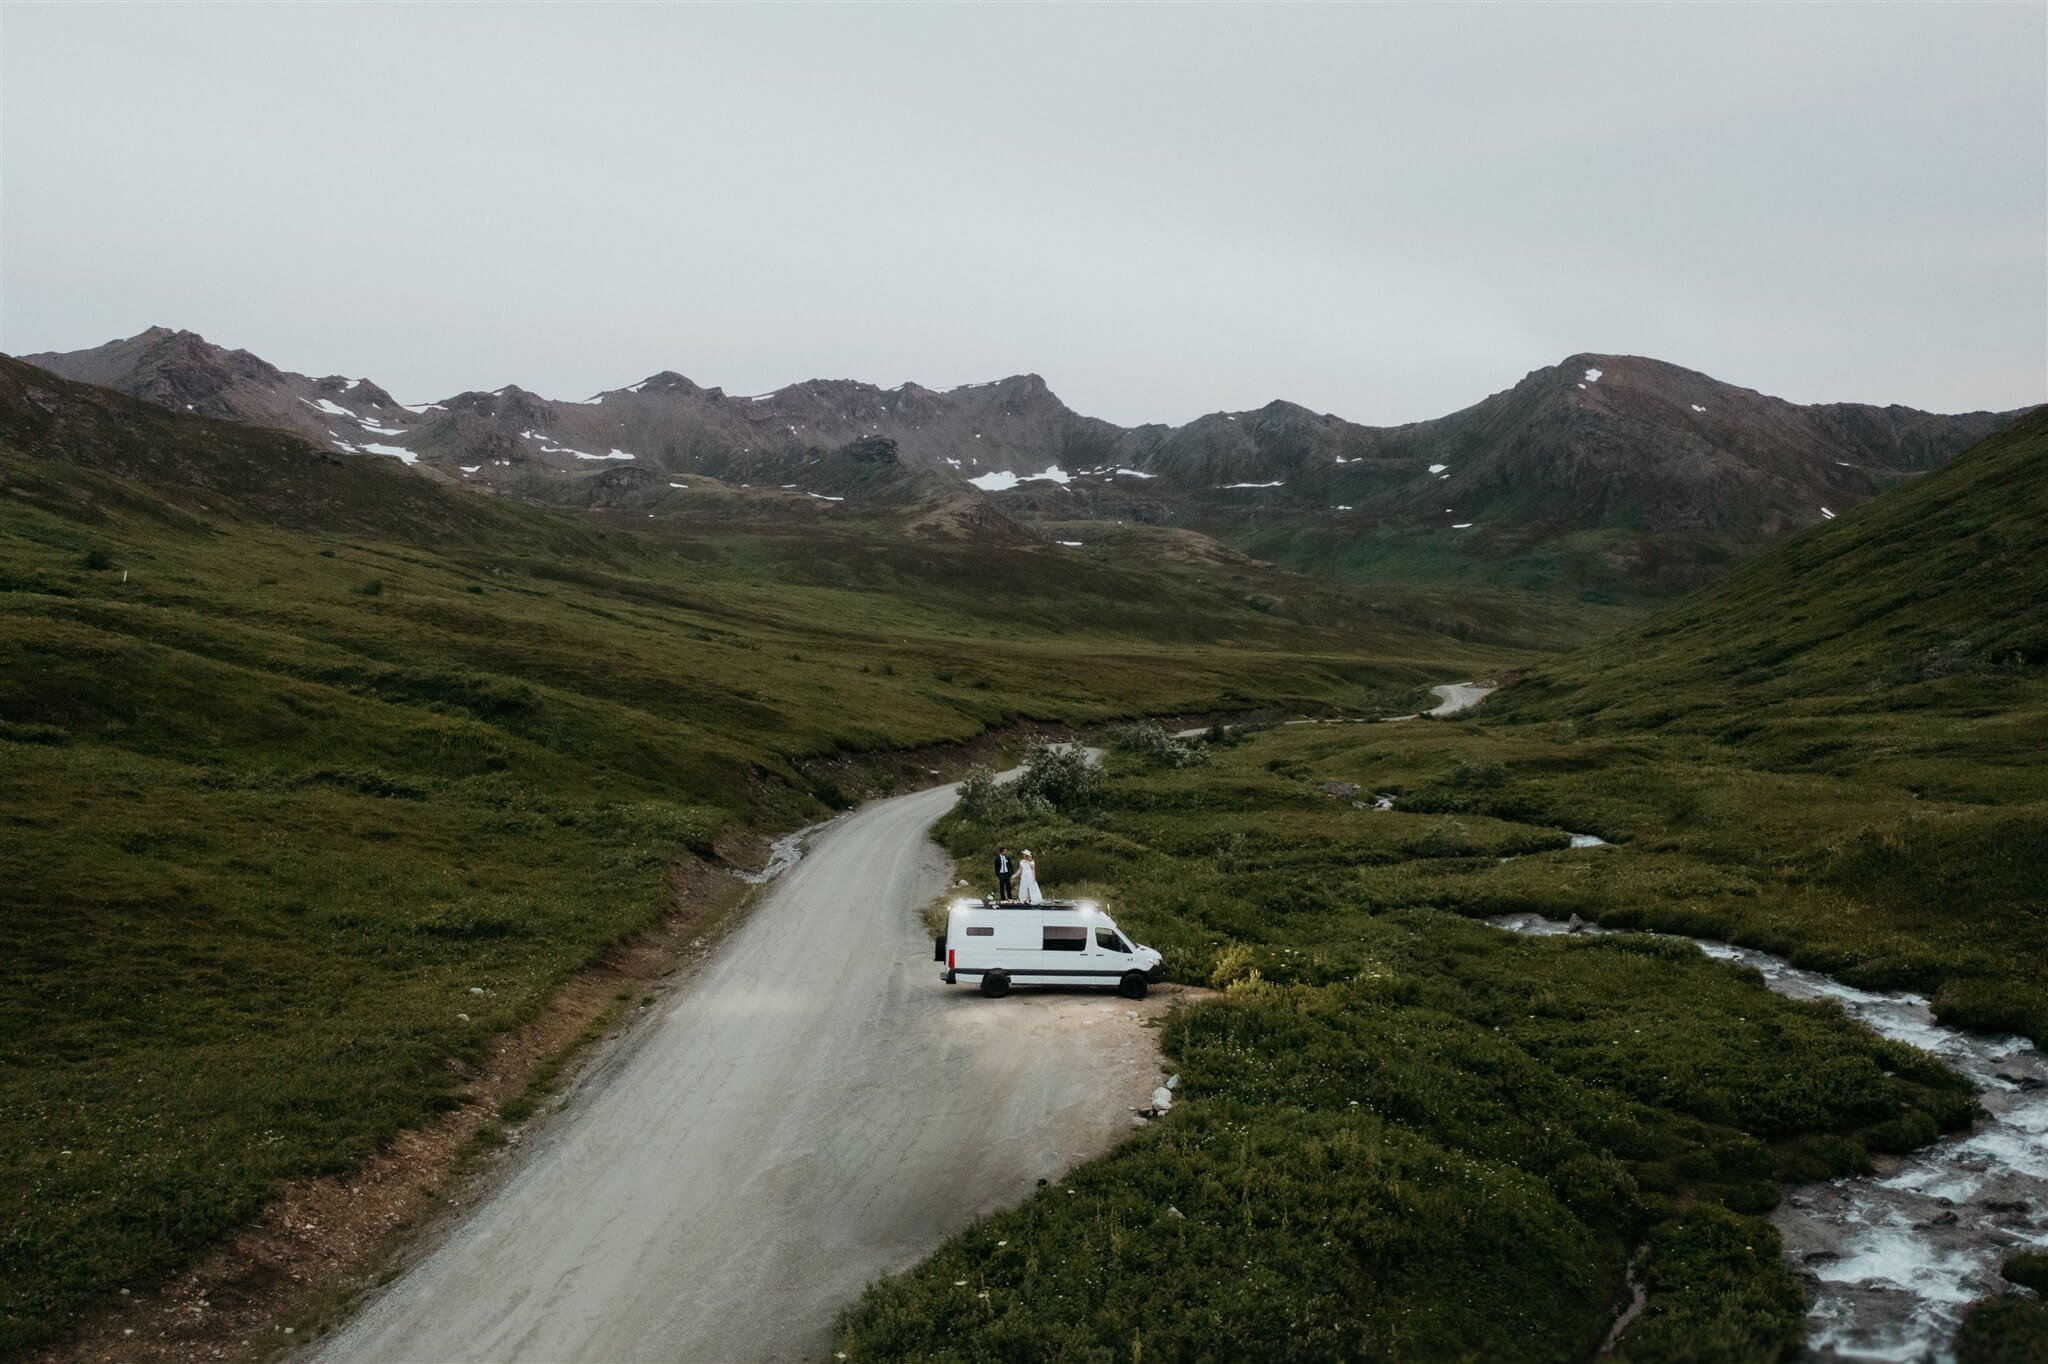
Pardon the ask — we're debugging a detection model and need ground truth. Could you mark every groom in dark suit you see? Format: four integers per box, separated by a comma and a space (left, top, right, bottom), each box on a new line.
994, 847, 1014, 900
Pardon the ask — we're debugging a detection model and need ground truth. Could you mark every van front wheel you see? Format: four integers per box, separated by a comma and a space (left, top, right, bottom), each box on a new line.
980, 971, 1011, 998
1117, 971, 1149, 1000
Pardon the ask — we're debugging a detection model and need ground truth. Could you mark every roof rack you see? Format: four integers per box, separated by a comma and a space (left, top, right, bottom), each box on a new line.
977, 897, 1088, 911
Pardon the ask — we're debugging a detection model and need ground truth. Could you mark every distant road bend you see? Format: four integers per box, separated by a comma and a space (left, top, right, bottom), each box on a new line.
312, 773, 1169, 1364
1427, 682, 1497, 716
1172, 682, 1498, 739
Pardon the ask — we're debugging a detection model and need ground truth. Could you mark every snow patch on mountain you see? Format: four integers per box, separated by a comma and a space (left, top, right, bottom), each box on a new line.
969, 466, 1072, 492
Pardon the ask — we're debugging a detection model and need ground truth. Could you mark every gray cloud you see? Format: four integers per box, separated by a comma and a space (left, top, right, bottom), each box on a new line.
4, 3, 2040, 424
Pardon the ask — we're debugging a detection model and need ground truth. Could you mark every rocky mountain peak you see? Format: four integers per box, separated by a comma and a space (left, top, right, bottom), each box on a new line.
1550, 352, 1746, 405
145, 328, 279, 384
22, 326, 290, 420
313, 375, 401, 411
445, 386, 556, 424
991, 372, 1053, 397
628, 371, 705, 397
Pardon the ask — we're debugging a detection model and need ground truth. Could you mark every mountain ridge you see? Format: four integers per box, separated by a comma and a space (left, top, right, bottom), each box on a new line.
22, 329, 2027, 595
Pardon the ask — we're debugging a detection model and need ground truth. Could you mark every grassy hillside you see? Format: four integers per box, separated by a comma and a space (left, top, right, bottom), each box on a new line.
1492, 405, 2048, 725
0, 359, 1552, 1356
1220, 515, 1756, 607
1484, 407, 2048, 1041
842, 413, 2047, 1361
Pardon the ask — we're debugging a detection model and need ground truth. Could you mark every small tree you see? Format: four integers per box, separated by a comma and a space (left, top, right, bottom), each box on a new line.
955, 766, 1009, 824
1110, 719, 1210, 769
1014, 740, 1101, 812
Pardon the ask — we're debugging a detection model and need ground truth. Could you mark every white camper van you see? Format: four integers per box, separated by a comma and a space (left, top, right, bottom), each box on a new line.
936, 898, 1164, 999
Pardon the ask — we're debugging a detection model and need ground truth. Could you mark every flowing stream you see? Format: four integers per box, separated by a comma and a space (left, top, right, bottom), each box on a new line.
730, 823, 819, 885
1493, 912, 2048, 1362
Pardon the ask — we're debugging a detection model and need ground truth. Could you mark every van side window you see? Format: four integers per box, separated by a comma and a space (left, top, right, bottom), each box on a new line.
1043, 926, 1087, 952
1095, 927, 1130, 953
965, 925, 994, 936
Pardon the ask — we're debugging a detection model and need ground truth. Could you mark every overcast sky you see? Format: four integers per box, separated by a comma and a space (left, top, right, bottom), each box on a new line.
4, 3, 2042, 425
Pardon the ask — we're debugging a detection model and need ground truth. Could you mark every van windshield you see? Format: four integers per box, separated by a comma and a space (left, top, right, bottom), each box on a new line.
1095, 927, 1131, 954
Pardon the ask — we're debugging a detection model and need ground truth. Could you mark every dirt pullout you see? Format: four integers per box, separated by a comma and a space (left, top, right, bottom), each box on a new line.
308, 776, 1181, 1364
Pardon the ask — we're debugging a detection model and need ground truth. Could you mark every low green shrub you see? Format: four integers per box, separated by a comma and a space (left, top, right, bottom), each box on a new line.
1956, 1295, 2048, 1364
1612, 1206, 1804, 1363
1014, 740, 1102, 813
1110, 718, 1210, 768
2006, 1251, 2048, 1296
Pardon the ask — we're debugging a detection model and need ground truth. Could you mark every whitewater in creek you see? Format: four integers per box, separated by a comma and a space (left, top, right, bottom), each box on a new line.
1494, 912, 2048, 1363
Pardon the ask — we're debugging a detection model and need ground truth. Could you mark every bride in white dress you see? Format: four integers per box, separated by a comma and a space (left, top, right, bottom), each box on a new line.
1016, 849, 1042, 904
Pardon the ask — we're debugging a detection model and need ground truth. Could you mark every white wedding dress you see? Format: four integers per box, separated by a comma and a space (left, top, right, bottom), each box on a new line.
1017, 857, 1042, 903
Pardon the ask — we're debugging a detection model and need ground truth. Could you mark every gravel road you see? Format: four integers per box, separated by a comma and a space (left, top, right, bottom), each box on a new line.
1427, 682, 1497, 716
310, 776, 1174, 1364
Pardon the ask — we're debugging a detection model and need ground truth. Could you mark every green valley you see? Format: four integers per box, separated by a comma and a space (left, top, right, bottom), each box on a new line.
3, 357, 2042, 1362
0, 359, 1558, 1356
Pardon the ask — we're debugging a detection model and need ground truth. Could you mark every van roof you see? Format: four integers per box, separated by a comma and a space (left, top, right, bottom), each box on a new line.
961, 897, 1094, 913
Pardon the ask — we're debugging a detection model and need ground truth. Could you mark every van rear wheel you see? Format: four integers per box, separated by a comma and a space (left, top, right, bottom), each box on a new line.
980, 971, 1011, 998
1117, 971, 1149, 1000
